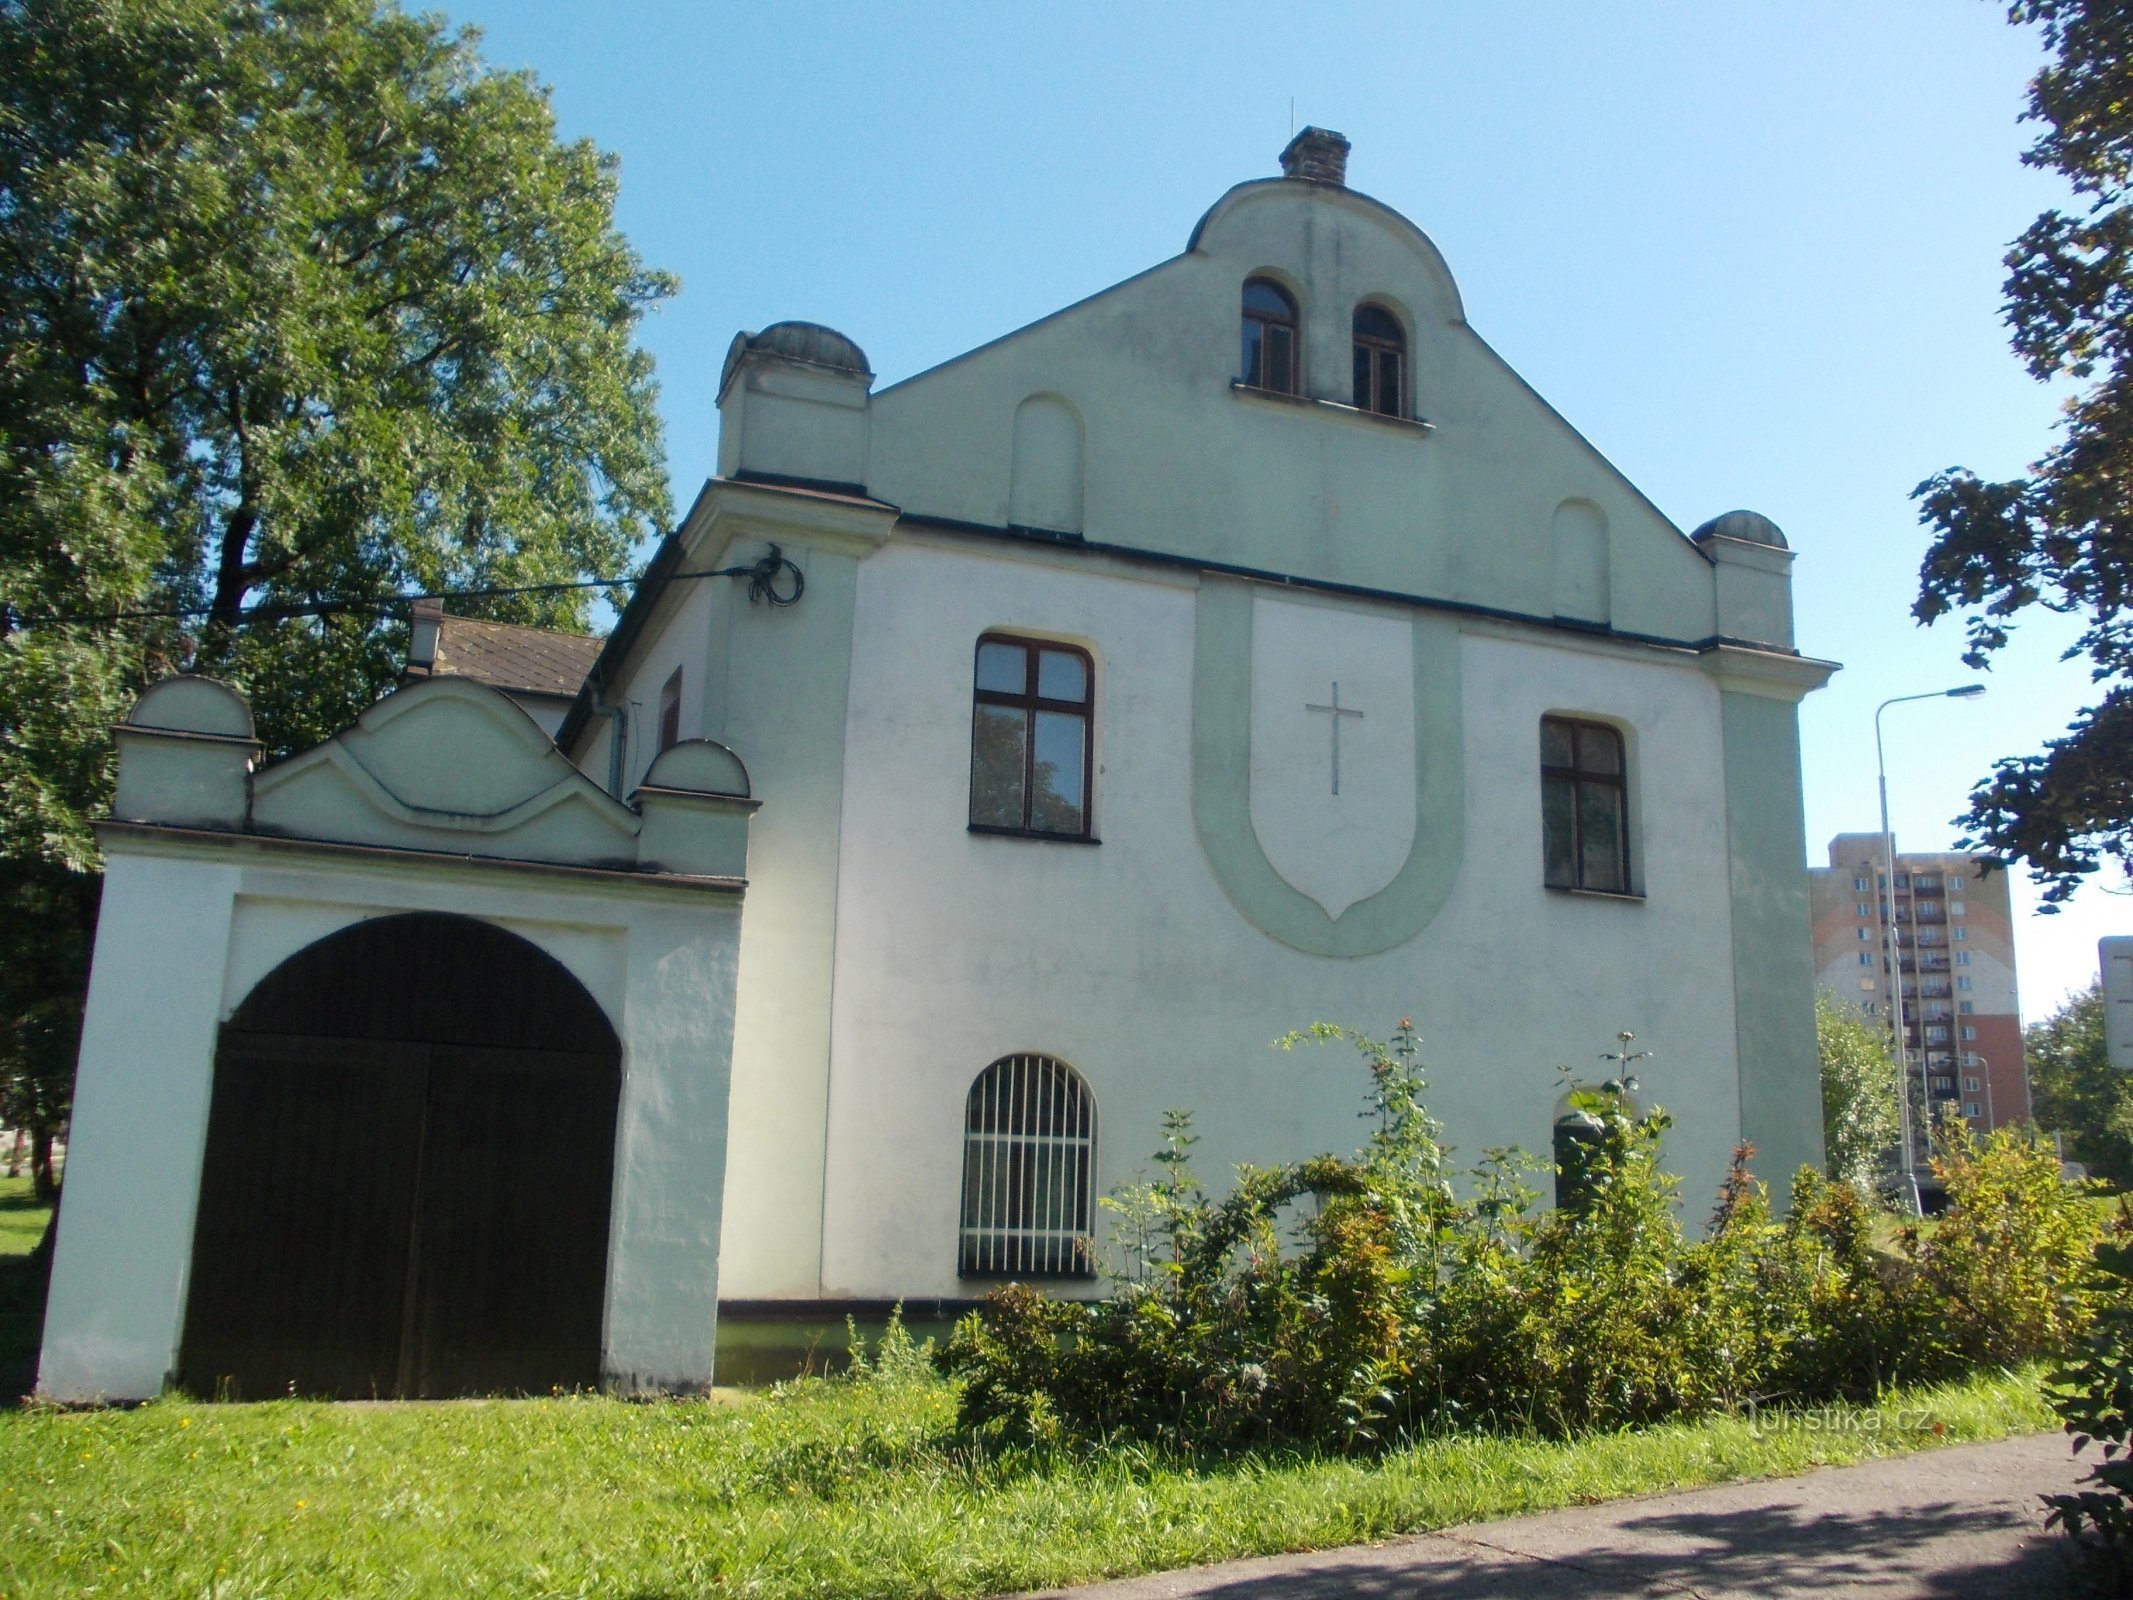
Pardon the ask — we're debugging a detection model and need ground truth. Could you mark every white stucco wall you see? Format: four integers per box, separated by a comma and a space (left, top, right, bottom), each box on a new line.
38, 850, 241, 1400
605, 580, 716, 795
587, 158, 1826, 1308
41, 831, 745, 1401
735, 537, 1746, 1302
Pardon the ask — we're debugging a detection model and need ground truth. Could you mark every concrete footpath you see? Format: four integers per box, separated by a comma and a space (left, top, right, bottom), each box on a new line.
1018, 1431, 2092, 1598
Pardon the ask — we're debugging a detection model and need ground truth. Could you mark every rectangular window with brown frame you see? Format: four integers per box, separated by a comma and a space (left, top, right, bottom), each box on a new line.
1540, 714, 1630, 894
970, 634, 1093, 839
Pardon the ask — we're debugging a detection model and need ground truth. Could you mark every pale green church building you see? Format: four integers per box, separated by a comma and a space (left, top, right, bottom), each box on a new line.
39, 130, 1834, 1401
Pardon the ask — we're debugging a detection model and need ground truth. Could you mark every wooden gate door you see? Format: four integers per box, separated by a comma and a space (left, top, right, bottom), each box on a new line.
177, 914, 621, 1400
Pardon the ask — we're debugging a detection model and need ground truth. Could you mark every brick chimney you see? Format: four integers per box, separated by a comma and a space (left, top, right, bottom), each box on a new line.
1279, 126, 1350, 186
405, 596, 444, 678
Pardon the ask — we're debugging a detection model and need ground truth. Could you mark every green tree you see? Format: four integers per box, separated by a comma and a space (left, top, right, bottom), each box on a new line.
1911, 0, 2133, 903
2030, 982, 2133, 1188
0, 0, 675, 1202
1816, 990, 1902, 1197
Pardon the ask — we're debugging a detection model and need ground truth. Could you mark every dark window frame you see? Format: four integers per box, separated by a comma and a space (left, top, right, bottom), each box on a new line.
969, 633, 1096, 841
1351, 302, 1406, 417
1540, 714, 1631, 894
1240, 276, 1300, 395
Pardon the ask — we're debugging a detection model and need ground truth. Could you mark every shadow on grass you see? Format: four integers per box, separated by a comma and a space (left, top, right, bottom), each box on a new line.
0, 1199, 52, 1405
1113, 1494, 2076, 1598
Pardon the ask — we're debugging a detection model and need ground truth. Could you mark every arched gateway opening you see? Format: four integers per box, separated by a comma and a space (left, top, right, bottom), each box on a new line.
177, 913, 621, 1399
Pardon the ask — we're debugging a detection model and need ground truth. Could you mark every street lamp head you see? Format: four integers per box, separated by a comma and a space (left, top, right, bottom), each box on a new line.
1946, 684, 1987, 700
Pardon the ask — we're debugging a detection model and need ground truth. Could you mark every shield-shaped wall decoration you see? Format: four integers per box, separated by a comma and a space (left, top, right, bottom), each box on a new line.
1246, 594, 1419, 920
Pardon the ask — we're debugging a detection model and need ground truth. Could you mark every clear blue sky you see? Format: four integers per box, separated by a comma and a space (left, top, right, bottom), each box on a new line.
442, 0, 2126, 1022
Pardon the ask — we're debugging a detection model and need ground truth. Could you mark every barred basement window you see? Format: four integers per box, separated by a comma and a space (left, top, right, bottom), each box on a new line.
960, 1054, 1096, 1278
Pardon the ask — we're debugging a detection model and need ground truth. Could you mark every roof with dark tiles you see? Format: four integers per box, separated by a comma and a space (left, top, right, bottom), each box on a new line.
423, 613, 602, 700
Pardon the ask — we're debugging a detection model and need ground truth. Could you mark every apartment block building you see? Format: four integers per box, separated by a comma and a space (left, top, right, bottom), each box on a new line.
1809, 834, 2028, 1148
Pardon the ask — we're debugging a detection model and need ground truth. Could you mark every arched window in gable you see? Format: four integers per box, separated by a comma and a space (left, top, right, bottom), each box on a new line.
959, 1053, 1096, 1278
1241, 277, 1299, 394
1352, 303, 1405, 417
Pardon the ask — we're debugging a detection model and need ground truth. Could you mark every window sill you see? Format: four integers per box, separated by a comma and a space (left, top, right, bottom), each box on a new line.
1230, 380, 1435, 434
968, 824, 1101, 846
1546, 884, 1646, 904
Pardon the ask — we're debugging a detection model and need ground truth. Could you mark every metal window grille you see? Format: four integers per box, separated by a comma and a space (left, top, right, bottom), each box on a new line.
960, 1053, 1096, 1279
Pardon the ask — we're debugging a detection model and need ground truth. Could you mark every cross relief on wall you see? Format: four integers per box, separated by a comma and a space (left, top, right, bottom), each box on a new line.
1304, 682, 1363, 795
1246, 596, 1418, 922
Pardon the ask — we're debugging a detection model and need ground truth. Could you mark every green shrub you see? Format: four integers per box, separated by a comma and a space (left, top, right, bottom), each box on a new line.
935, 1020, 2104, 1455
1771, 1165, 1909, 1399
1510, 1107, 1700, 1433
1897, 1116, 2105, 1374
2044, 1231, 2133, 1591
938, 1283, 1082, 1447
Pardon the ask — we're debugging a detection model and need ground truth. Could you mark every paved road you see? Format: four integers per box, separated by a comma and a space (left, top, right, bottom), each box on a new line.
1018, 1431, 2091, 1598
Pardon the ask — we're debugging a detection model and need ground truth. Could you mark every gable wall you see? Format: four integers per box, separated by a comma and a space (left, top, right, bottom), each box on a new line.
599, 580, 717, 795
593, 172, 1827, 1307
866, 182, 1718, 645
770, 536, 1749, 1301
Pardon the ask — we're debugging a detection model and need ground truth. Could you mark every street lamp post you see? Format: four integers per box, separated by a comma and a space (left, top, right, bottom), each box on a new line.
1876, 684, 1986, 1214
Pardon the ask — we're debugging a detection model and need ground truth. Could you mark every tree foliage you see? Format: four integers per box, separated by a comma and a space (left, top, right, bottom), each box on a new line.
2031, 982, 2133, 1188
2043, 1231, 2133, 1588
1912, 0, 2133, 902
0, 0, 675, 1188
1816, 989, 1903, 1196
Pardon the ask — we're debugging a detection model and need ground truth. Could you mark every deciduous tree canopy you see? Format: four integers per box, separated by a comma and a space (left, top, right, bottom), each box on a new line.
1913, 0, 2133, 903
1815, 990, 1901, 1197
2028, 982, 2133, 1187
0, 0, 675, 1184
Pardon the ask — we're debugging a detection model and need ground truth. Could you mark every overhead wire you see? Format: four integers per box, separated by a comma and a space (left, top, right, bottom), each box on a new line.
1, 545, 805, 631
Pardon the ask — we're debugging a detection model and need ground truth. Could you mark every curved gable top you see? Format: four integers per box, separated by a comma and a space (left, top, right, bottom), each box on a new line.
251, 676, 642, 863
1187, 179, 1467, 325
128, 675, 255, 740
641, 737, 752, 799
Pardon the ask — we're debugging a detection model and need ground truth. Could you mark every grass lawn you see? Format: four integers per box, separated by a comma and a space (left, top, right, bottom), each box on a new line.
0, 1175, 52, 1400
0, 1366, 2058, 1599
0, 1175, 49, 1260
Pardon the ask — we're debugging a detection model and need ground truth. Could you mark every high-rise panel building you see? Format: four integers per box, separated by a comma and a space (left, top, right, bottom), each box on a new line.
1809, 834, 2028, 1149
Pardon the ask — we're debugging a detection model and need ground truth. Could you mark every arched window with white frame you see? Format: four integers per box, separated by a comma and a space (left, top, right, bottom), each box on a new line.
959, 1053, 1096, 1278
